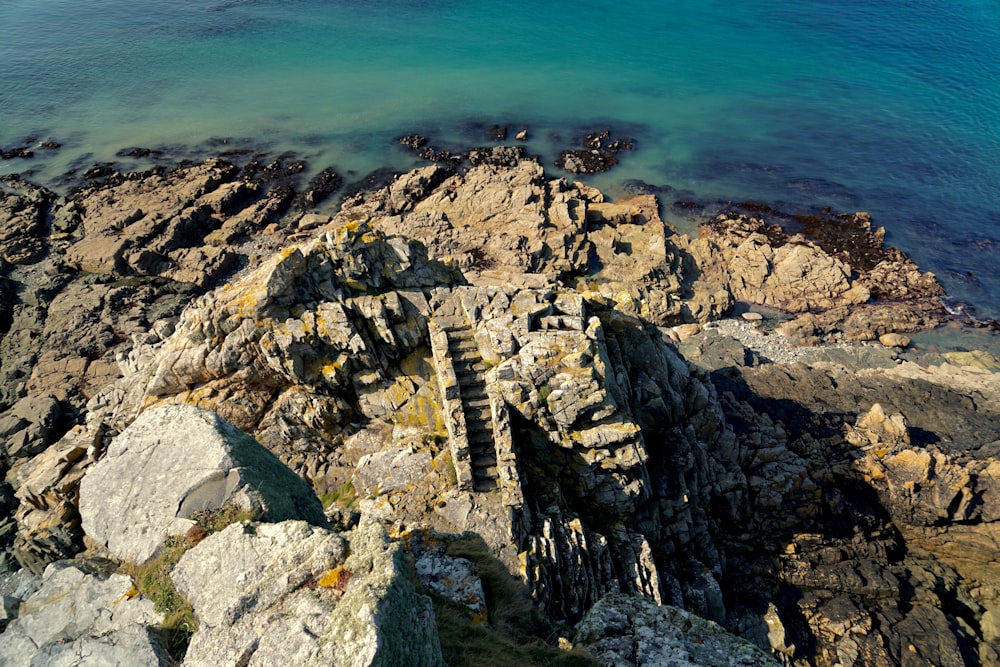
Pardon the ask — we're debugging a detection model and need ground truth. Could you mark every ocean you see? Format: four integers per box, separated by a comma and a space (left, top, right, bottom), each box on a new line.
2, 0, 999, 322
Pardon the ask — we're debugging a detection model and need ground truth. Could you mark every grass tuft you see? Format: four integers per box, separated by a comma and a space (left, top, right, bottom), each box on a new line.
423, 536, 599, 667
118, 504, 253, 662
320, 480, 358, 511
119, 536, 196, 663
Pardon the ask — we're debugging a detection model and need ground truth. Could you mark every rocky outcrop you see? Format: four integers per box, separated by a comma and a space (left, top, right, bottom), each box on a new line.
333, 158, 728, 325
708, 358, 1000, 666
576, 594, 779, 667
0, 559, 169, 667
79, 403, 328, 564
0, 154, 995, 667
687, 213, 945, 342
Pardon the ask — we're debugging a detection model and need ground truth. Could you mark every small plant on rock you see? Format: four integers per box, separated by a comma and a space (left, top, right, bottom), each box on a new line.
120, 536, 197, 663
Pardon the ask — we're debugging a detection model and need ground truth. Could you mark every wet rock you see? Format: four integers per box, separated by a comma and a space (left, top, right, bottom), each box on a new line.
293, 167, 342, 210
487, 124, 508, 141
397, 134, 428, 150
115, 147, 165, 159
467, 145, 525, 167
79, 403, 327, 564
0, 147, 34, 160
556, 149, 619, 174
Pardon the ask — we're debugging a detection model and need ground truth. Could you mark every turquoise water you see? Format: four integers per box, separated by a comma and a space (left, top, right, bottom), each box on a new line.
2, 0, 999, 320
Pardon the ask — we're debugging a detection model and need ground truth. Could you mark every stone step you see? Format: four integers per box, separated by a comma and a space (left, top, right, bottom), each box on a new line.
448, 328, 476, 341
473, 477, 498, 493
456, 371, 487, 387
449, 338, 479, 351
462, 392, 489, 406
434, 316, 467, 331
453, 350, 483, 363
471, 453, 498, 468
468, 435, 494, 451
468, 431, 495, 445
455, 361, 488, 374
464, 407, 493, 423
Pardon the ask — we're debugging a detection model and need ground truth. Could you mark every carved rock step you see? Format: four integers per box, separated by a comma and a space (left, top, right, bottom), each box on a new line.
456, 365, 486, 378
450, 338, 479, 352
455, 361, 488, 374
467, 436, 493, 451
473, 478, 498, 493
463, 397, 491, 410
463, 407, 493, 423
453, 350, 484, 364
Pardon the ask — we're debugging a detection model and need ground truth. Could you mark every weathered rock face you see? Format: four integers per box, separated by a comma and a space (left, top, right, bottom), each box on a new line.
576, 594, 780, 667
79, 403, 328, 564
709, 359, 1000, 666
333, 158, 729, 326
687, 213, 945, 342
0, 559, 169, 667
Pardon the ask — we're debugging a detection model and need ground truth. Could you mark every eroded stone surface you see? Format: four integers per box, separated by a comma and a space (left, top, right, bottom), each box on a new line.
576, 594, 779, 667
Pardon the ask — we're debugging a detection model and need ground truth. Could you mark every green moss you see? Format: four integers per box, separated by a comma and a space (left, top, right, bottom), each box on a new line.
537, 385, 553, 403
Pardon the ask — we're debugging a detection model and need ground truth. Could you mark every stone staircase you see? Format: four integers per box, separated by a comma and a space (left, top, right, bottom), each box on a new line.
443, 324, 499, 493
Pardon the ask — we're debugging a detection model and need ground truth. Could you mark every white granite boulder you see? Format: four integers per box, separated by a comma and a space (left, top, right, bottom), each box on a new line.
79, 403, 327, 564
173, 519, 444, 667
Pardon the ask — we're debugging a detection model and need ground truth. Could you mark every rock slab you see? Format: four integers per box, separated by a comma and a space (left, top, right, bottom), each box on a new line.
576, 594, 780, 667
173, 519, 444, 667
0, 560, 167, 667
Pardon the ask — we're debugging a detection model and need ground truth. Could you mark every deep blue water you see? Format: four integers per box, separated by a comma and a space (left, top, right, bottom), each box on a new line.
2, 0, 999, 320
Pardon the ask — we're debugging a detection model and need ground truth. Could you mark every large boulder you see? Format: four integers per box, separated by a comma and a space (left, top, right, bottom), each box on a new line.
173, 519, 444, 667
79, 403, 327, 564
0, 560, 168, 667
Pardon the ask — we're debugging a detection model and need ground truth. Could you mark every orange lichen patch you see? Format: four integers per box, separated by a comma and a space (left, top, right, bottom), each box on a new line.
471, 609, 488, 626
115, 585, 140, 604
318, 564, 352, 593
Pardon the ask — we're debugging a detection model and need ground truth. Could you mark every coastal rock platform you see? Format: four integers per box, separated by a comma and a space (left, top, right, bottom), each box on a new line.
0, 153, 997, 666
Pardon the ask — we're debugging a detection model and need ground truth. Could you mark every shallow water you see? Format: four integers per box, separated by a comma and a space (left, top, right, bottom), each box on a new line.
2, 0, 999, 320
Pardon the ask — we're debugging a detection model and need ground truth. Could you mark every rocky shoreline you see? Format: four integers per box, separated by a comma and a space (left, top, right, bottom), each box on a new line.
1, 146, 998, 666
